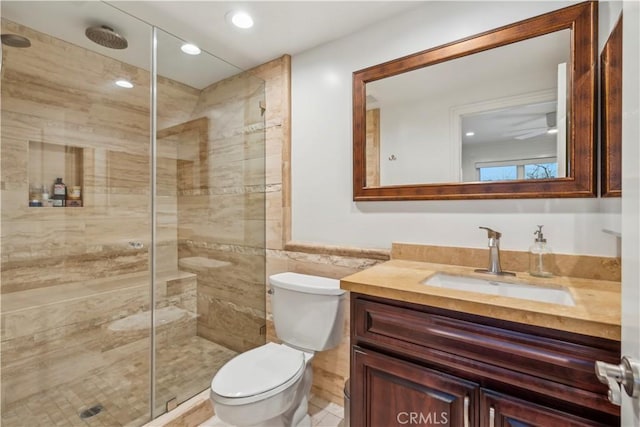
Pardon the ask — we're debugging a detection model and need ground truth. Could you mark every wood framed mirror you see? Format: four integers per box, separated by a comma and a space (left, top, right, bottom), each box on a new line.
601, 14, 622, 197
353, 2, 597, 201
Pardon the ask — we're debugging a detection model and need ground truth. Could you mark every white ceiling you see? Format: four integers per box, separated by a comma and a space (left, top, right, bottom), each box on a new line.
110, 1, 421, 69
1, 1, 422, 89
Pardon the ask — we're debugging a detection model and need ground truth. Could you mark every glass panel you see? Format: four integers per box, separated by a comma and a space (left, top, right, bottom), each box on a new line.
366, 29, 571, 186
1, 2, 152, 426
524, 162, 558, 179
154, 28, 266, 417
479, 165, 518, 182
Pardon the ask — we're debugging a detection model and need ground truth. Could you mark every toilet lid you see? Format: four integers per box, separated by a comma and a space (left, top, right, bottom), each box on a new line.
211, 343, 305, 399
269, 272, 344, 296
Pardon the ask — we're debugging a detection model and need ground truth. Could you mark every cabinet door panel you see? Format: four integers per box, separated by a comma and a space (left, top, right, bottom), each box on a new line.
352, 347, 477, 427
480, 389, 612, 427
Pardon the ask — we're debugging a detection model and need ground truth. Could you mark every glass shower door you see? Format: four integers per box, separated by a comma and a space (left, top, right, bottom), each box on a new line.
152, 28, 267, 417
1, 1, 153, 426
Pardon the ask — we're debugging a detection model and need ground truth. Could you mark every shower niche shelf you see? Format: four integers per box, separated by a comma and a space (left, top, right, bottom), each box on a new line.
28, 140, 84, 208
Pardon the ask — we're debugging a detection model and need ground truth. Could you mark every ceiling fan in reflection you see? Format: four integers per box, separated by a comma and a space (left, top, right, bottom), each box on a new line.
503, 112, 558, 140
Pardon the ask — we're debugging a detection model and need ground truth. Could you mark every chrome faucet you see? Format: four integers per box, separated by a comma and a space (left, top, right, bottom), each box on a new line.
475, 227, 515, 276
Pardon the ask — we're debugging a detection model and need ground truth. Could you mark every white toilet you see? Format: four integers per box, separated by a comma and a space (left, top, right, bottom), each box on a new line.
209, 272, 347, 427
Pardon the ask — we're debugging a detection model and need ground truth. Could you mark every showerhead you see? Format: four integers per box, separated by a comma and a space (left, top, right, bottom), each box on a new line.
85, 25, 128, 49
1, 34, 31, 48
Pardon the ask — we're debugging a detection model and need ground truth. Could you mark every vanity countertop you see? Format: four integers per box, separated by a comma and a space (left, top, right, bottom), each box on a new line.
340, 259, 621, 341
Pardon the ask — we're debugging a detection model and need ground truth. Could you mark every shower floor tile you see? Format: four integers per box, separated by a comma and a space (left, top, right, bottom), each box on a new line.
1, 336, 236, 427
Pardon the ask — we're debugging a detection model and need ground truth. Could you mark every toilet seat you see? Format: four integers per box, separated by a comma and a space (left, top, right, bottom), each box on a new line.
211, 342, 306, 405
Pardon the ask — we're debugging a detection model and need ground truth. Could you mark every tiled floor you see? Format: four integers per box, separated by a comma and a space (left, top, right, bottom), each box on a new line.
308, 395, 345, 427
1, 336, 236, 427
199, 395, 345, 427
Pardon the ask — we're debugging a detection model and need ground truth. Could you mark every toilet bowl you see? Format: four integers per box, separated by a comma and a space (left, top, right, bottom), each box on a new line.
210, 342, 314, 426
210, 273, 346, 427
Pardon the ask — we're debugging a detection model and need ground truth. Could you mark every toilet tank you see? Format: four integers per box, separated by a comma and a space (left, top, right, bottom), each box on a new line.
269, 272, 346, 352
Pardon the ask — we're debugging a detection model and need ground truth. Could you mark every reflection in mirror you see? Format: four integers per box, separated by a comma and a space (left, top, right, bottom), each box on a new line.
365, 29, 570, 186
601, 15, 622, 197
460, 100, 563, 183
353, 1, 597, 201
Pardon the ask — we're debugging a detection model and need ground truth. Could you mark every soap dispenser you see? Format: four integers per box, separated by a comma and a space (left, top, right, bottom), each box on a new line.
529, 225, 553, 277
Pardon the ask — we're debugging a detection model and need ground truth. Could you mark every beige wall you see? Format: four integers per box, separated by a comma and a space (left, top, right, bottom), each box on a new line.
0, 18, 202, 417
0, 18, 266, 417
174, 71, 268, 353
0, 19, 201, 295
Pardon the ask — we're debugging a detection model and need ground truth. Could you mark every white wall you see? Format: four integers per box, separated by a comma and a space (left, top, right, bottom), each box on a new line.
379, 98, 453, 184
291, 1, 620, 256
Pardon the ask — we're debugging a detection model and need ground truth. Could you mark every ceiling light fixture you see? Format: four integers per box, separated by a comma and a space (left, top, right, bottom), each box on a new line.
465, 131, 475, 136
229, 11, 254, 29
115, 79, 133, 89
547, 128, 559, 134
181, 43, 201, 55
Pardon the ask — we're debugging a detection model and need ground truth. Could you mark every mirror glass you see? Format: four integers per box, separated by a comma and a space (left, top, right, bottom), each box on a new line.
365, 29, 571, 187
353, 1, 596, 201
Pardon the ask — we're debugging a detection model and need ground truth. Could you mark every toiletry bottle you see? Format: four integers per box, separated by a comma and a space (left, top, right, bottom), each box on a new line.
41, 185, 49, 202
52, 177, 66, 207
529, 225, 553, 277
29, 184, 42, 207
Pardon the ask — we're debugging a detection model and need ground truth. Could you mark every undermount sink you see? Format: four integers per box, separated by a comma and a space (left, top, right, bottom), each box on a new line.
422, 273, 575, 306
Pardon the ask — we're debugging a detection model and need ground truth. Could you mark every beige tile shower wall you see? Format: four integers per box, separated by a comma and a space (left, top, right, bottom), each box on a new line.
0, 18, 202, 412
176, 58, 289, 353
0, 19, 200, 294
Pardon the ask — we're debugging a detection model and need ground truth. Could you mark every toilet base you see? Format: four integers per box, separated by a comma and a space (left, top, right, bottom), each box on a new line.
296, 414, 311, 427
209, 410, 311, 427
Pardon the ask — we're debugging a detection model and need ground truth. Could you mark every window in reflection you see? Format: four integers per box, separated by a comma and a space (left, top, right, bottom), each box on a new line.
477, 158, 558, 182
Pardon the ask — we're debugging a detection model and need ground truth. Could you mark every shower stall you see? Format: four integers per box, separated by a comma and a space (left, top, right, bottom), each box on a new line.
0, 2, 266, 425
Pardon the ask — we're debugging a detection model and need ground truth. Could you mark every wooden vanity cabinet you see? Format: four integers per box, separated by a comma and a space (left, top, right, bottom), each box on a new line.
352, 348, 477, 427
349, 293, 620, 427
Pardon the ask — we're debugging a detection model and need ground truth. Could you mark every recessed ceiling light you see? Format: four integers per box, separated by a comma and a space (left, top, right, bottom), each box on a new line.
229, 11, 254, 29
181, 43, 201, 55
547, 128, 559, 134
115, 79, 133, 88
465, 131, 475, 136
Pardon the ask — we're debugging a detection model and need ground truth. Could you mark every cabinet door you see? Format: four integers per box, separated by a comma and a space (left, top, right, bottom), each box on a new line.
480, 389, 612, 427
351, 347, 477, 427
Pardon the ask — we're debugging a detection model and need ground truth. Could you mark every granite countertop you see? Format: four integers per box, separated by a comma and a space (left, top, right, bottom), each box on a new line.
340, 259, 621, 341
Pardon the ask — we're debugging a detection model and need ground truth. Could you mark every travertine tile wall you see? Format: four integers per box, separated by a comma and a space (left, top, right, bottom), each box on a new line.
0, 19, 200, 295
175, 67, 268, 353
392, 242, 622, 281
2, 23, 149, 291
0, 19, 199, 415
